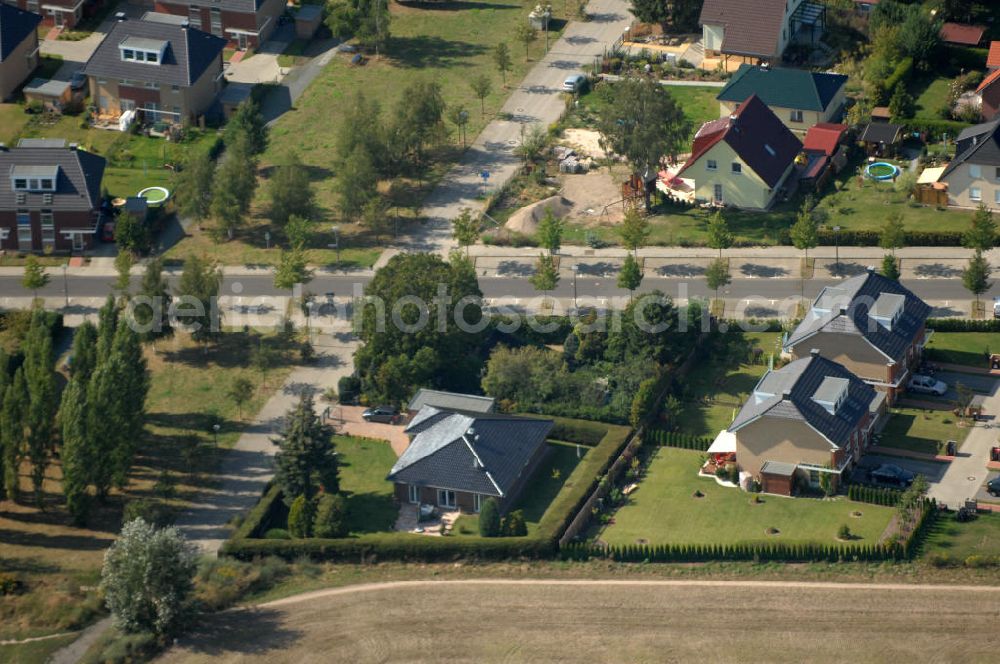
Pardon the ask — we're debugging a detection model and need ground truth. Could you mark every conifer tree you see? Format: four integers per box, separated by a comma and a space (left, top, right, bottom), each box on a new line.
1, 369, 27, 500
59, 377, 90, 525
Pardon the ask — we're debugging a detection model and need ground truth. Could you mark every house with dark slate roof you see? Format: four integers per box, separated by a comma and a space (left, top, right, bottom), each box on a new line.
387, 406, 553, 514
0, 3, 40, 101
939, 118, 1000, 208
677, 94, 801, 210
0, 140, 106, 253
725, 352, 879, 495
782, 269, 931, 404
149, 0, 285, 50
82, 15, 226, 126
700, 0, 825, 64
716, 64, 847, 135
406, 389, 496, 417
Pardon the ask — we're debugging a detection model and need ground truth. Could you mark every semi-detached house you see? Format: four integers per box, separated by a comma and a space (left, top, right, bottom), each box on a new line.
148, 0, 285, 50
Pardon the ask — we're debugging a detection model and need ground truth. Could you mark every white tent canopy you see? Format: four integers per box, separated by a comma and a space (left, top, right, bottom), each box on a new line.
707, 430, 737, 454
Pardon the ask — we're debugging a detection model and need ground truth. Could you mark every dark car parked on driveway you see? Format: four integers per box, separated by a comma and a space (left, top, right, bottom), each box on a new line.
987, 475, 1000, 497
362, 405, 399, 424
871, 464, 916, 488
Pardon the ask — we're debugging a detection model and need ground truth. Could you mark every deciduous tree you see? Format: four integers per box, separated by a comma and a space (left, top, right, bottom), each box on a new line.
174, 150, 214, 223
962, 249, 993, 312
268, 151, 315, 226
617, 253, 643, 298
494, 42, 512, 86
530, 253, 559, 292
537, 208, 564, 255
21, 256, 49, 300
228, 376, 254, 421
470, 74, 492, 116
880, 211, 906, 256
964, 204, 996, 252
452, 208, 480, 255
619, 206, 651, 258
706, 210, 733, 260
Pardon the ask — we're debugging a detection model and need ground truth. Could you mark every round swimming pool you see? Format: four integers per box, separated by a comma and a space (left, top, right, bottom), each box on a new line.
865, 162, 900, 181
137, 186, 170, 205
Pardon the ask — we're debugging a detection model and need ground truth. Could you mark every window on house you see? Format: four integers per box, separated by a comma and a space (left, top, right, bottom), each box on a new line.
146, 51, 158, 63
713, 184, 723, 203
16, 211, 31, 251
122, 48, 135, 60
39, 179, 53, 190
790, 109, 803, 122
437, 489, 456, 508
970, 164, 982, 178
706, 159, 717, 171
144, 81, 158, 89
188, 5, 202, 29
13, 178, 27, 190
473, 494, 483, 512
210, 7, 222, 35
971, 187, 982, 201
41, 213, 54, 250
407, 484, 419, 504
171, 84, 180, 92
731, 162, 742, 174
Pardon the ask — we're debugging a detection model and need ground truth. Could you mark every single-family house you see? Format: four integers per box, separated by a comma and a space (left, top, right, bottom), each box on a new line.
1, 0, 98, 30
699, 0, 825, 65
783, 269, 931, 405
0, 3, 40, 101
975, 69, 1000, 122
939, 22, 985, 47
148, 0, 284, 50
988, 42, 1000, 71
82, 15, 226, 127
0, 140, 106, 253
387, 406, 553, 513
677, 94, 802, 210
939, 118, 1000, 207
715, 64, 847, 134
724, 351, 880, 496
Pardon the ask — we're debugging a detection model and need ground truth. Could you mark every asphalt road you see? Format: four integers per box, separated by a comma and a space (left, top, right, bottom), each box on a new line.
10, 274, 1000, 303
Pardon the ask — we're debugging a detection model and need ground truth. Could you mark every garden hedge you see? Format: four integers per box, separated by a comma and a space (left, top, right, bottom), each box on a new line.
926, 318, 1000, 332
221, 418, 632, 562
647, 428, 712, 451
897, 118, 972, 142
882, 57, 913, 100
846, 484, 902, 507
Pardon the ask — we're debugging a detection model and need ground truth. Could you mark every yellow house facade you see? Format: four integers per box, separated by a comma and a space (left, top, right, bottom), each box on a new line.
688, 140, 794, 210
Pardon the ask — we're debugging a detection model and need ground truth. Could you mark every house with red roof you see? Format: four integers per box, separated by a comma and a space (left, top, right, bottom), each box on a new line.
988, 42, 1000, 71
939, 22, 985, 47
677, 95, 802, 210
977, 69, 1000, 122
799, 122, 848, 190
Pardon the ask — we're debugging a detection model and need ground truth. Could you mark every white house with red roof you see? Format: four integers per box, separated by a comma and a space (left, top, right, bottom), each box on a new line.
677, 94, 802, 210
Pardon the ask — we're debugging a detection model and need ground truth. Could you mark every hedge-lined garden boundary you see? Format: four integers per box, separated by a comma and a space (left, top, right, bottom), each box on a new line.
220, 417, 633, 562
926, 318, 1000, 333
648, 429, 712, 451
563, 498, 938, 563
847, 484, 902, 506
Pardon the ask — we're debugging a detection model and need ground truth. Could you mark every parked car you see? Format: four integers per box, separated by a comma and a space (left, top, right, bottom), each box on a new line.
101, 220, 116, 242
362, 405, 399, 424
908, 374, 947, 396
69, 70, 87, 91
987, 475, 1000, 497
870, 464, 915, 488
562, 74, 586, 93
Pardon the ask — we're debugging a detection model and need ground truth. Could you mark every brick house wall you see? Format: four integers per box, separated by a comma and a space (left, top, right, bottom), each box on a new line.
0, 208, 98, 253
6, 0, 83, 28
153, 0, 283, 48
0, 24, 38, 101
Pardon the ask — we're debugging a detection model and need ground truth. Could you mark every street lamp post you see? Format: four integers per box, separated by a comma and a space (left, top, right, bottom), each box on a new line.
212, 423, 220, 448
329, 225, 340, 265
833, 225, 841, 277
571, 264, 579, 310
264, 230, 271, 250
62, 263, 68, 307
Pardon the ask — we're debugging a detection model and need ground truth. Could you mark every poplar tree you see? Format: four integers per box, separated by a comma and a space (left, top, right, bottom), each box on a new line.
1, 370, 28, 500
23, 312, 56, 505
59, 377, 90, 525
70, 321, 98, 382
134, 258, 173, 346
96, 295, 119, 363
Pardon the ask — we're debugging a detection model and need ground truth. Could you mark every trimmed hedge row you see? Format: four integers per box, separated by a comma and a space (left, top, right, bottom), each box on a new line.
561, 540, 905, 563
897, 118, 971, 141
648, 429, 712, 451
847, 484, 902, 506
221, 418, 633, 562
926, 318, 1000, 332
807, 229, 978, 248
882, 57, 913, 100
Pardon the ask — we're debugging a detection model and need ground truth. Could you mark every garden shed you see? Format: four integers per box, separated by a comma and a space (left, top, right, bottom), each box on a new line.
760, 460, 797, 496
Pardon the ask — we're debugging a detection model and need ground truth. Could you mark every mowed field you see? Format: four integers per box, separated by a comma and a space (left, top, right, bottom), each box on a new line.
158, 579, 1000, 663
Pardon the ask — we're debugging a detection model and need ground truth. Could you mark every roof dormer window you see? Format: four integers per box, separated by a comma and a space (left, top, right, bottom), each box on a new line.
119, 37, 167, 66
812, 377, 849, 415
11, 166, 58, 192
870, 292, 905, 331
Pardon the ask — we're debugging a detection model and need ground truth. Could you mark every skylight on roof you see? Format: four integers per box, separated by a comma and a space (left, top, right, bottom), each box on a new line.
765, 144, 776, 157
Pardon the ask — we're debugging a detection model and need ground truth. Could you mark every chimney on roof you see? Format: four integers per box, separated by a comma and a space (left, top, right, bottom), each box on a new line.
839, 305, 848, 314
181, 19, 189, 29
68, 142, 78, 151
782, 390, 792, 400
866, 265, 875, 273
810, 348, 820, 357
115, 11, 126, 21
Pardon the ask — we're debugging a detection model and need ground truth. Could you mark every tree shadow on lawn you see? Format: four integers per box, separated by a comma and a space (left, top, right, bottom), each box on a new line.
0, 528, 113, 552
170, 607, 303, 658
386, 36, 488, 69
345, 491, 398, 533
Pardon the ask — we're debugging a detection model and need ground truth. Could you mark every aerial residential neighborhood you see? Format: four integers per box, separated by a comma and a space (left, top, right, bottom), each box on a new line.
2, 0, 1000, 661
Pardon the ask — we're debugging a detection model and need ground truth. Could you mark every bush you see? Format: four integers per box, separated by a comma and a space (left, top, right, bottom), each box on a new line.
479, 497, 502, 537
926, 551, 953, 568
194, 557, 289, 611
0, 572, 23, 595
264, 528, 291, 539
313, 493, 348, 538
502, 509, 528, 537
837, 524, 851, 540
122, 498, 176, 528
882, 57, 913, 101
964, 554, 992, 568
337, 375, 361, 404
288, 494, 315, 538
84, 630, 160, 664
927, 318, 1000, 332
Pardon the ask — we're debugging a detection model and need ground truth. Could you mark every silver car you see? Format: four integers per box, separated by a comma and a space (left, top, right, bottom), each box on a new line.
562, 74, 586, 93
907, 374, 947, 396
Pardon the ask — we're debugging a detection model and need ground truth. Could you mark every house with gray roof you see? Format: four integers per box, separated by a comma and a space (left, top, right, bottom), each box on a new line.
82, 16, 226, 126
0, 3, 40, 101
938, 118, 1000, 208
716, 64, 847, 135
148, 0, 286, 50
407, 389, 496, 416
726, 351, 880, 495
0, 141, 106, 253
388, 406, 553, 513
783, 268, 930, 404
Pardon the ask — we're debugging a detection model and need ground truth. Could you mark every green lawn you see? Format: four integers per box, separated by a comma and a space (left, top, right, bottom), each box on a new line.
601, 448, 894, 547
0, 634, 79, 664
567, 82, 721, 141
923, 511, 1000, 563
333, 435, 399, 534
565, 156, 974, 247
0, 103, 30, 145
454, 441, 586, 536
675, 332, 780, 439
911, 74, 955, 122
877, 407, 970, 456
926, 332, 1000, 367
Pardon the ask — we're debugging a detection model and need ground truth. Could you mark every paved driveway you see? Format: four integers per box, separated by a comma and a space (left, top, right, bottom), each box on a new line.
335, 405, 410, 456
407, 0, 633, 253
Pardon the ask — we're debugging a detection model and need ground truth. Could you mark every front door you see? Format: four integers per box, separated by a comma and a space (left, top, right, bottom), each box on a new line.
53, 10, 65, 27
71, 233, 84, 252
408, 484, 419, 504
237, 32, 249, 50
713, 184, 723, 205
